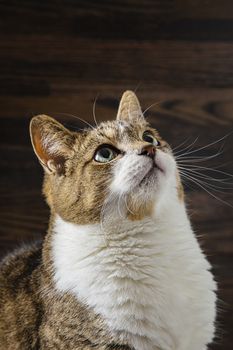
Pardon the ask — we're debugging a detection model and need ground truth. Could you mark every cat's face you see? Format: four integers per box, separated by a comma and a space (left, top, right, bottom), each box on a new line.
30, 91, 183, 225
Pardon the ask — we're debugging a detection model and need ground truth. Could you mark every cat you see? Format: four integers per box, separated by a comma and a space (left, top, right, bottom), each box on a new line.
0, 91, 217, 350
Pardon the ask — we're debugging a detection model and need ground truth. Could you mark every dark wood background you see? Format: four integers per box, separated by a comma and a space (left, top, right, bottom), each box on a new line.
0, 0, 233, 348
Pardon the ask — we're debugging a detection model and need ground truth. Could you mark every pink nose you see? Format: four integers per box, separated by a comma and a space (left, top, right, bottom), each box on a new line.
140, 145, 156, 159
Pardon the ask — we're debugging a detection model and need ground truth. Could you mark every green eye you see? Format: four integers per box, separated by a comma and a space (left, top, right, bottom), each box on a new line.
142, 131, 160, 146
94, 146, 118, 163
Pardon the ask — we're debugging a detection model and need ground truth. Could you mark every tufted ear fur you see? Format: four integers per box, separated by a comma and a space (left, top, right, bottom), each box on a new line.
116, 90, 145, 123
30, 115, 75, 175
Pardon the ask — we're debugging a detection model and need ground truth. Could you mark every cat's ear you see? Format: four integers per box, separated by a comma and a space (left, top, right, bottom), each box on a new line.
116, 90, 144, 123
30, 115, 75, 175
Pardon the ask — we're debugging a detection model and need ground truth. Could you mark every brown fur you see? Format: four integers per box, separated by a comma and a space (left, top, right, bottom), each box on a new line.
0, 91, 184, 349
39, 119, 171, 225
0, 240, 131, 349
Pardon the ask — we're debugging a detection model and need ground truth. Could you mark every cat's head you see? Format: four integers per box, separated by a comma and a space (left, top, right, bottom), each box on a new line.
30, 91, 183, 225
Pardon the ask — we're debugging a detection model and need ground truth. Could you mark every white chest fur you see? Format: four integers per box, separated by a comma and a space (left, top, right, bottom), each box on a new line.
52, 207, 216, 350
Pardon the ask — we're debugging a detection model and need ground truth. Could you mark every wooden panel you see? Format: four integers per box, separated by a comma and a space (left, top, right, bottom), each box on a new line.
0, 1, 232, 349
1, 40, 233, 95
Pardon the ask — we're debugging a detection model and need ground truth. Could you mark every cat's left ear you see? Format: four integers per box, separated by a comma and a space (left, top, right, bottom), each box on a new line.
30, 115, 75, 175
116, 90, 145, 123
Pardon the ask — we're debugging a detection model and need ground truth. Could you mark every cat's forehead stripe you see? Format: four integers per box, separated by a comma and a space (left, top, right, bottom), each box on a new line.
95, 120, 141, 141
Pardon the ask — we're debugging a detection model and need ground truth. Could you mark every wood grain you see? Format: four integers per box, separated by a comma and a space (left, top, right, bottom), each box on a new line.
0, 1, 233, 349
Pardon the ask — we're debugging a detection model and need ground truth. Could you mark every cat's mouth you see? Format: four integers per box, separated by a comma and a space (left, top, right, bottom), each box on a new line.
138, 161, 163, 187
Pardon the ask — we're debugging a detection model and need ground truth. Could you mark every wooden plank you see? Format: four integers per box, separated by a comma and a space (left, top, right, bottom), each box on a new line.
177, 0, 233, 19
1, 1, 233, 41
1, 39, 233, 92
0, 1, 233, 348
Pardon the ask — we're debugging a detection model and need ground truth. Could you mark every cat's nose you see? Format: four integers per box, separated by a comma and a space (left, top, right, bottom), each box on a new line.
139, 145, 156, 159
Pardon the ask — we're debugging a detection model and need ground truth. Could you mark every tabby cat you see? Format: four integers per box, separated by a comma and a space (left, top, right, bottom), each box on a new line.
0, 91, 216, 350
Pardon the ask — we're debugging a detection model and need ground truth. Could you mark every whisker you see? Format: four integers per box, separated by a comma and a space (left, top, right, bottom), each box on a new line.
174, 136, 199, 156
173, 137, 198, 154
178, 165, 233, 183
62, 123, 86, 131
180, 171, 233, 205
176, 142, 224, 162
133, 82, 142, 93
171, 137, 192, 152
142, 100, 164, 116
92, 94, 99, 128
176, 132, 232, 158
178, 164, 233, 179
178, 168, 233, 190
179, 175, 233, 208
182, 179, 196, 191
55, 112, 95, 130
124, 195, 135, 216
179, 168, 229, 189
211, 160, 233, 170
176, 151, 223, 162
117, 193, 125, 219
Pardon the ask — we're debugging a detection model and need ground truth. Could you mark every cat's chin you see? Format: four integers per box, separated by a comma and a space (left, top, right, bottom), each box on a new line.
138, 166, 159, 188
132, 154, 174, 202
136, 155, 166, 191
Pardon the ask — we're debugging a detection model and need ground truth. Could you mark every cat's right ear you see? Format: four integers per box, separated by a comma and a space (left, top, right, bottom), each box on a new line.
116, 90, 144, 123
30, 115, 75, 175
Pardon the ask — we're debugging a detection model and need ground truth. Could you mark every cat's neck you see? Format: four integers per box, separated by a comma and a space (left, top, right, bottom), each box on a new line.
49, 199, 191, 294
47, 201, 193, 349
